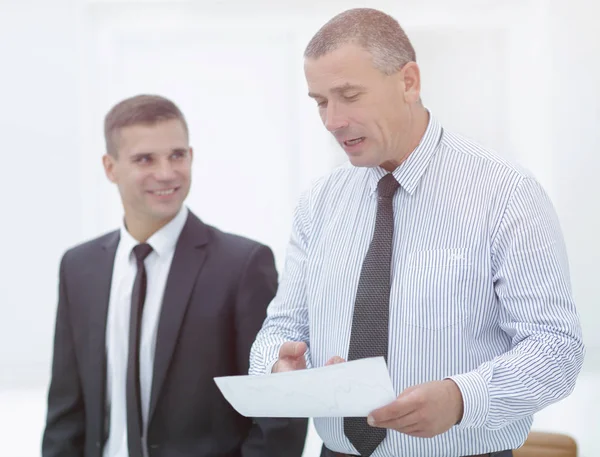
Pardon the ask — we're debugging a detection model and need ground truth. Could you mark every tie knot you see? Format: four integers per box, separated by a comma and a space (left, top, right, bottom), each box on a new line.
132, 243, 153, 263
377, 173, 400, 198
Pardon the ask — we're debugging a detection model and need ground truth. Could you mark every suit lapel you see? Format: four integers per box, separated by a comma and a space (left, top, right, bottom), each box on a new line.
148, 213, 209, 421
87, 230, 120, 442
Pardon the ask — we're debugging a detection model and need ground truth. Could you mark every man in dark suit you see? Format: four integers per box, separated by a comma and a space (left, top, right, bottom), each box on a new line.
42, 94, 307, 457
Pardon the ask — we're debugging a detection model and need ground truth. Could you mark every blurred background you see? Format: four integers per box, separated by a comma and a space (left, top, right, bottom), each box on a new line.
0, 0, 598, 455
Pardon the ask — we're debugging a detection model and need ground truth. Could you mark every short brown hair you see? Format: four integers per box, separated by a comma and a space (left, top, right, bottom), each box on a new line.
104, 94, 189, 156
304, 8, 416, 75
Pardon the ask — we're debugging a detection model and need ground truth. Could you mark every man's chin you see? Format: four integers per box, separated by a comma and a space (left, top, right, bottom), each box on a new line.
347, 154, 377, 168
148, 205, 182, 223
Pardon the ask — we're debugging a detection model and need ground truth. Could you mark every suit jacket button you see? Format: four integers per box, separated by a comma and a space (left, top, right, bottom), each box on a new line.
95, 441, 101, 448
149, 444, 160, 449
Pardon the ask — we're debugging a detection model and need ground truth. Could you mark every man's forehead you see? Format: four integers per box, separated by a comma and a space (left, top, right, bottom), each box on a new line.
304, 47, 377, 90
120, 119, 185, 134
115, 125, 188, 154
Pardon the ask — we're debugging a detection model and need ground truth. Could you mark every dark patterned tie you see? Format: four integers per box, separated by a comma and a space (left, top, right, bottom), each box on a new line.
126, 243, 153, 457
344, 173, 400, 456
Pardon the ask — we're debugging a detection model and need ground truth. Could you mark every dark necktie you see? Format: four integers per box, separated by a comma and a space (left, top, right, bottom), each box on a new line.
344, 173, 400, 456
126, 243, 153, 457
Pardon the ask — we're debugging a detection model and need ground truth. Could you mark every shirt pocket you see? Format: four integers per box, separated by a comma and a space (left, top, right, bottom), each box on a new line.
402, 248, 472, 330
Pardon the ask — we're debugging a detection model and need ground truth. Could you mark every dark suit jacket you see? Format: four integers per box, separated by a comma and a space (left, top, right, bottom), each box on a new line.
42, 211, 307, 457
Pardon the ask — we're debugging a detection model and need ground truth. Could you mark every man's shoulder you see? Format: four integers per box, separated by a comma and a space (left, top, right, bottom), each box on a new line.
316, 161, 364, 188
440, 129, 531, 181
56, 230, 119, 279
301, 162, 366, 204
62, 230, 119, 260
189, 213, 271, 259
208, 225, 267, 252
190, 221, 276, 279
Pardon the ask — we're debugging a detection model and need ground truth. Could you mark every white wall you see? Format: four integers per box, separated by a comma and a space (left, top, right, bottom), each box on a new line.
0, 0, 598, 455
546, 0, 600, 356
0, 0, 82, 389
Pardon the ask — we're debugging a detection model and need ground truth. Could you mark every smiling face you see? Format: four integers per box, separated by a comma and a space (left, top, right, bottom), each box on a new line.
102, 118, 192, 238
305, 43, 422, 169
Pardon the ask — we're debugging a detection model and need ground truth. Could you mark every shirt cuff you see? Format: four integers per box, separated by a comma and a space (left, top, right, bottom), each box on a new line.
447, 370, 490, 429
266, 357, 278, 374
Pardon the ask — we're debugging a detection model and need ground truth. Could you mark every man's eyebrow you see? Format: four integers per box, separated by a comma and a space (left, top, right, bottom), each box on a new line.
308, 83, 367, 99
131, 151, 154, 159
331, 83, 367, 95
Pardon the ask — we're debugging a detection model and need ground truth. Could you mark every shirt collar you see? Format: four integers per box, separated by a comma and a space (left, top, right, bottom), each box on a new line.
119, 206, 189, 258
368, 111, 443, 196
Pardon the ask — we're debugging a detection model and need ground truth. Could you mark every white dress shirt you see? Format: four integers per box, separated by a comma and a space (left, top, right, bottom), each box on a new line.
249, 113, 584, 456
103, 206, 188, 457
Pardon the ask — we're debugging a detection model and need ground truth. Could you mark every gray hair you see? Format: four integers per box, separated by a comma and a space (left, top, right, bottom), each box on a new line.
304, 8, 416, 75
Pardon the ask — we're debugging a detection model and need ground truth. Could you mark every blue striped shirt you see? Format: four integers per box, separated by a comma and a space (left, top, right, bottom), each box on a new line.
249, 114, 584, 456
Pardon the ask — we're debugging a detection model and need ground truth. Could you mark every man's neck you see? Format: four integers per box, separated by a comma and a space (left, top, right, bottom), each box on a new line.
381, 107, 429, 172
124, 213, 176, 243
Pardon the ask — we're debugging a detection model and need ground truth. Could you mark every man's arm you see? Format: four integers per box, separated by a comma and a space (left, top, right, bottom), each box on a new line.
450, 176, 585, 430
248, 191, 313, 376
41, 251, 86, 457
235, 244, 308, 457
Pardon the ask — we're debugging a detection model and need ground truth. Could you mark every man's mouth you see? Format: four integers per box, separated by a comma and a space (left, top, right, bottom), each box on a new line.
343, 137, 365, 146
149, 187, 178, 196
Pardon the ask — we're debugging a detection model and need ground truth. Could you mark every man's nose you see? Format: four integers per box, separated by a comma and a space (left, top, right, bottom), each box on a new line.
154, 159, 177, 181
324, 104, 349, 132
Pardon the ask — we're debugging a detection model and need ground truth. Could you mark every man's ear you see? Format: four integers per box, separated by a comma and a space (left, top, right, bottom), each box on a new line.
401, 62, 421, 104
102, 153, 118, 183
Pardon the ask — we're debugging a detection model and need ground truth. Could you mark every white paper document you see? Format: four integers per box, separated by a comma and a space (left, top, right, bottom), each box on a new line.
214, 356, 396, 418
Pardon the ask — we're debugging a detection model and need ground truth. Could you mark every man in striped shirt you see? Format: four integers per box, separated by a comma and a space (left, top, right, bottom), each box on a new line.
249, 7, 584, 457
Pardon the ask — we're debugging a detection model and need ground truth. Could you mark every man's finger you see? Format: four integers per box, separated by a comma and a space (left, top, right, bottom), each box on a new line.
325, 356, 346, 365
368, 396, 417, 425
370, 410, 420, 430
278, 341, 307, 359
272, 355, 307, 373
